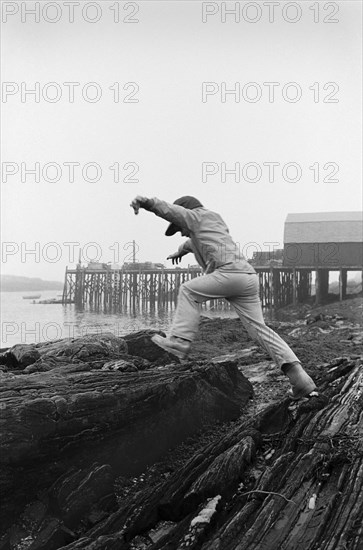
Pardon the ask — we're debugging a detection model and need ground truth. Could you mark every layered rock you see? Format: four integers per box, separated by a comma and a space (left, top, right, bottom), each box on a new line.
2, 322, 362, 550
48, 357, 362, 550
0, 333, 252, 535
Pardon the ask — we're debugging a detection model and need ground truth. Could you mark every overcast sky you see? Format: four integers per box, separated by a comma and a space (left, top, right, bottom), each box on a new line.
1, 0, 362, 280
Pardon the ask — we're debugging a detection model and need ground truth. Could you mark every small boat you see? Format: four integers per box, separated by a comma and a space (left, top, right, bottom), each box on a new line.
23, 295, 41, 299
36, 298, 63, 304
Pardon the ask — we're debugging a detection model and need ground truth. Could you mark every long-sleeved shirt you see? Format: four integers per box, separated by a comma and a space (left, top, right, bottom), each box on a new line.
148, 198, 256, 274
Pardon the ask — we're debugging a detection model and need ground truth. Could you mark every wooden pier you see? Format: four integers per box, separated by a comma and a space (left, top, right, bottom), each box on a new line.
62, 265, 361, 311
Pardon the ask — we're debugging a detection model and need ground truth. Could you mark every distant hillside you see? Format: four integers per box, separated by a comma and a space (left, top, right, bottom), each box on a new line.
1, 275, 63, 292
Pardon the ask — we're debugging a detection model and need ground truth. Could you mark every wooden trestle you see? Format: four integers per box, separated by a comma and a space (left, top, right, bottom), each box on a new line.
62, 266, 359, 311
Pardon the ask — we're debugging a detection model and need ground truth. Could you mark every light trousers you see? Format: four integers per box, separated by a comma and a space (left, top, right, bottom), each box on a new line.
171, 269, 299, 369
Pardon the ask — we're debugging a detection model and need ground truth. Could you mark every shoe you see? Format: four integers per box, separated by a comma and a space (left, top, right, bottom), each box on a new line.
151, 335, 191, 360
288, 389, 319, 401
289, 375, 317, 400
282, 362, 317, 400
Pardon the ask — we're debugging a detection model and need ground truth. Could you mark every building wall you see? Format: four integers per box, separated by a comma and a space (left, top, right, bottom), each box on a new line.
284, 221, 363, 243
283, 242, 363, 267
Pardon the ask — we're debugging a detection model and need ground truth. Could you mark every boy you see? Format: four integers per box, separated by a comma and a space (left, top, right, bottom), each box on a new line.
131, 195, 317, 399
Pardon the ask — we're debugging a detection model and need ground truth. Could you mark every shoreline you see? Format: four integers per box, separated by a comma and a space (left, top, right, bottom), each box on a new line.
0, 297, 362, 548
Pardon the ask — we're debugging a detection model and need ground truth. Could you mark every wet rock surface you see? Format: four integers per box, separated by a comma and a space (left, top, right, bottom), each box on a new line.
1, 463, 117, 550
42, 358, 361, 550
123, 329, 172, 364
0, 332, 253, 539
2, 333, 128, 372
1, 297, 362, 550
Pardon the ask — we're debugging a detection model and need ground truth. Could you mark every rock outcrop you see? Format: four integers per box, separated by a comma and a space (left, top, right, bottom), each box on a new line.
1, 321, 362, 550
0, 333, 253, 535
47, 357, 362, 550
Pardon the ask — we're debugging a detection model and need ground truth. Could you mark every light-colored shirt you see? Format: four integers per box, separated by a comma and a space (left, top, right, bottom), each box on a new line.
149, 198, 256, 274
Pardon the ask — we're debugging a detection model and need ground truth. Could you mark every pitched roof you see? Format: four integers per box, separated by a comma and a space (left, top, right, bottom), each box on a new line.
285, 212, 362, 223
284, 212, 363, 243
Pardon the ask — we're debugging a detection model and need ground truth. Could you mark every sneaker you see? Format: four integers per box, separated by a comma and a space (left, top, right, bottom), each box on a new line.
288, 389, 319, 401
282, 362, 317, 400
288, 372, 318, 400
151, 334, 191, 360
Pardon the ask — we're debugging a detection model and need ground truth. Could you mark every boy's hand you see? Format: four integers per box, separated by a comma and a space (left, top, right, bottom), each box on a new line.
130, 196, 153, 215
167, 252, 183, 265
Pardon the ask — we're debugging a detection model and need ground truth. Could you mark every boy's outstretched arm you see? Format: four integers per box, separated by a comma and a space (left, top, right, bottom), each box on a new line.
130, 196, 200, 231
130, 195, 154, 215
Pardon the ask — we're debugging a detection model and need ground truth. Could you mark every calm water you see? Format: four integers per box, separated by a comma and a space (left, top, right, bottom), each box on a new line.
0, 291, 237, 348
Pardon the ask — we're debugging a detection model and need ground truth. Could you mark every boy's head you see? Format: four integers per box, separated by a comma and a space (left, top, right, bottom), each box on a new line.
165, 196, 203, 236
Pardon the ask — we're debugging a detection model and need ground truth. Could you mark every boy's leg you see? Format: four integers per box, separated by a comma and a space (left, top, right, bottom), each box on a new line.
171, 270, 242, 341
228, 274, 317, 397
152, 270, 238, 358
228, 294, 300, 368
